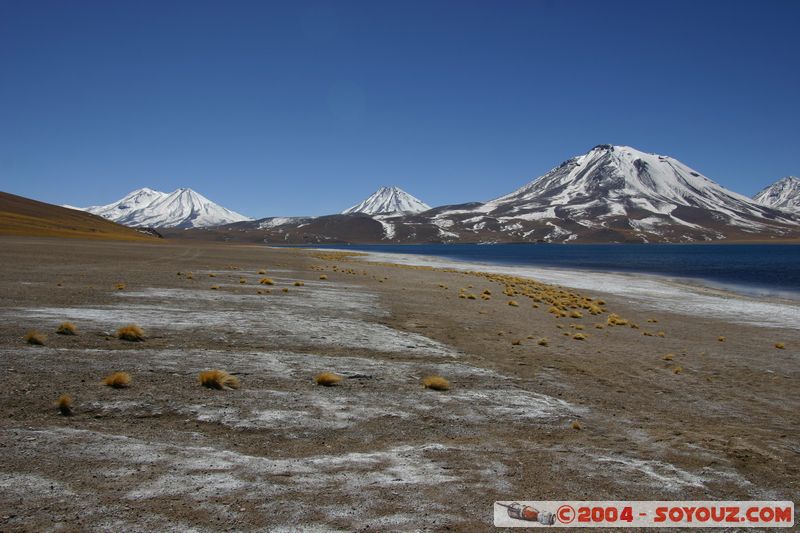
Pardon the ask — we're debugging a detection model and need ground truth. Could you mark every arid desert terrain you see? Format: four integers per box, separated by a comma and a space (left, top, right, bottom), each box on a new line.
0, 237, 798, 531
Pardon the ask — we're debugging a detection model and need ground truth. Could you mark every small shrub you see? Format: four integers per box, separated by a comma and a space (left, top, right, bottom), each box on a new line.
294, 281, 305, 286
570, 310, 583, 319
508, 300, 519, 307
662, 353, 674, 361
594, 324, 604, 329
209, 273, 216, 277
56, 322, 77, 335
657, 331, 666, 338
56, 394, 73, 416
571, 420, 583, 430
199, 369, 240, 390
103, 371, 131, 388
117, 325, 145, 342
282, 287, 289, 293
673, 366, 683, 374
573, 333, 586, 340
239, 278, 247, 284
422, 375, 450, 391
257, 269, 267, 275
775, 342, 785, 350
319, 275, 328, 280
259, 278, 274, 285
511, 339, 522, 346
314, 372, 343, 386
24, 331, 45, 345
115, 282, 126, 291
537, 338, 548, 346
718, 336, 725, 342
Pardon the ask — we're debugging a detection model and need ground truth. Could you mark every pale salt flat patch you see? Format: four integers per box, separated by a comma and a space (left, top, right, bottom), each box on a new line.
9, 301, 459, 357
0, 472, 76, 498
353, 251, 800, 329
587, 453, 706, 491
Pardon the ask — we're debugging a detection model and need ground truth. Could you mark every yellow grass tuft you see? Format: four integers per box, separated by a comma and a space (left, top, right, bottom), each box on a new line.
56, 322, 77, 335
657, 331, 666, 338
114, 282, 126, 291
282, 287, 289, 293
422, 375, 450, 391
117, 324, 145, 342
257, 269, 267, 275
259, 277, 274, 285
56, 394, 73, 416
673, 366, 683, 374
319, 275, 328, 280
198, 369, 240, 390
570, 310, 583, 319
662, 353, 674, 361
210, 285, 220, 290
511, 339, 522, 346
573, 333, 586, 340
508, 300, 519, 307
209, 273, 216, 277
294, 281, 305, 286
239, 278, 247, 284
103, 371, 131, 388
607, 314, 628, 326
314, 372, 343, 386
718, 336, 726, 342
24, 331, 45, 345
537, 337, 548, 346
571, 420, 583, 430
775, 342, 785, 350
594, 324, 604, 329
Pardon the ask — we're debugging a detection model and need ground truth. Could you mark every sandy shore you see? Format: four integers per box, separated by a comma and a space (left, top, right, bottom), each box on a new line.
0, 236, 797, 531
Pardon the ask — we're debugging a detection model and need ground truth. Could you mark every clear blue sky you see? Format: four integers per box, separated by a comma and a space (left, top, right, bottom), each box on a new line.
1, 0, 798, 217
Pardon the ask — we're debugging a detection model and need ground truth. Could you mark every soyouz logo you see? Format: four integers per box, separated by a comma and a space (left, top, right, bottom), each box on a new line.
493, 501, 794, 528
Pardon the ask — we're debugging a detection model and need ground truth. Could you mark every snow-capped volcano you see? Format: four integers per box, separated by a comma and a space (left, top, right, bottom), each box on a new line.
343, 186, 431, 215
753, 176, 800, 212
423, 144, 799, 242
77, 187, 251, 228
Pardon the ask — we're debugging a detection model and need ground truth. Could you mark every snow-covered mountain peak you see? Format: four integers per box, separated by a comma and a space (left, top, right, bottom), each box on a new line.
78, 187, 251, 228
753, 176, 800, 212
343, 186, 431, 215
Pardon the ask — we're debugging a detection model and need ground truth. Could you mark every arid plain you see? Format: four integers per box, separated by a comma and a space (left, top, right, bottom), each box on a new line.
0, 237, 797, 531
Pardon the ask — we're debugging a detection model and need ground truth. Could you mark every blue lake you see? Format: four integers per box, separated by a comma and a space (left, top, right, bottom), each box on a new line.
305, 243, 800, 299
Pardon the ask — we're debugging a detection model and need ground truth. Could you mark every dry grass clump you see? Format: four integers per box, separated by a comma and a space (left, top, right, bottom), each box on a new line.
103, 371, 131, 388
257, 269, 267, 275
571, 420, 583, 430
718, 336, 726, 342
673, 366, 684, 374
314, 372, 343, 386
657, 331, 666, 338
511, 339, 522, 346
647, 318, 658, 323
294, 281, 305, 286
114, 282, 126, 291
56, 394, 73, 416
185, 272, 193, 280
239, 278, 247, 284
198, 369, 240, 390
117, 324, 145, 342
662, 353, 674, 361
24, 331, 46, 345
319, 275, 328, 280
56, 322, 77, 335
507, 300, 519, 307
573, 333, 586, 340
537, 337, 548, 346
570, 310, 583, 319
259, 277, 274, 285
208, 273, 216, 277
594, 324, 604, 329
422, 375, 450, 391
775, 342, 785, 350
607, 314, 629, 326
210, 285, 220, 290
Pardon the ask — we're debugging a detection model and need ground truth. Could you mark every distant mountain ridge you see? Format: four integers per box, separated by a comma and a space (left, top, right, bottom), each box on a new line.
753, 176, 800, 212
72, 188, 251, 228
343, 186, 430, 215
175, 144, 799, 244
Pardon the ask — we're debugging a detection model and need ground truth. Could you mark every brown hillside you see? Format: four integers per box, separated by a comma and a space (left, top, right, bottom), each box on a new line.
0, 191, 159, 241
